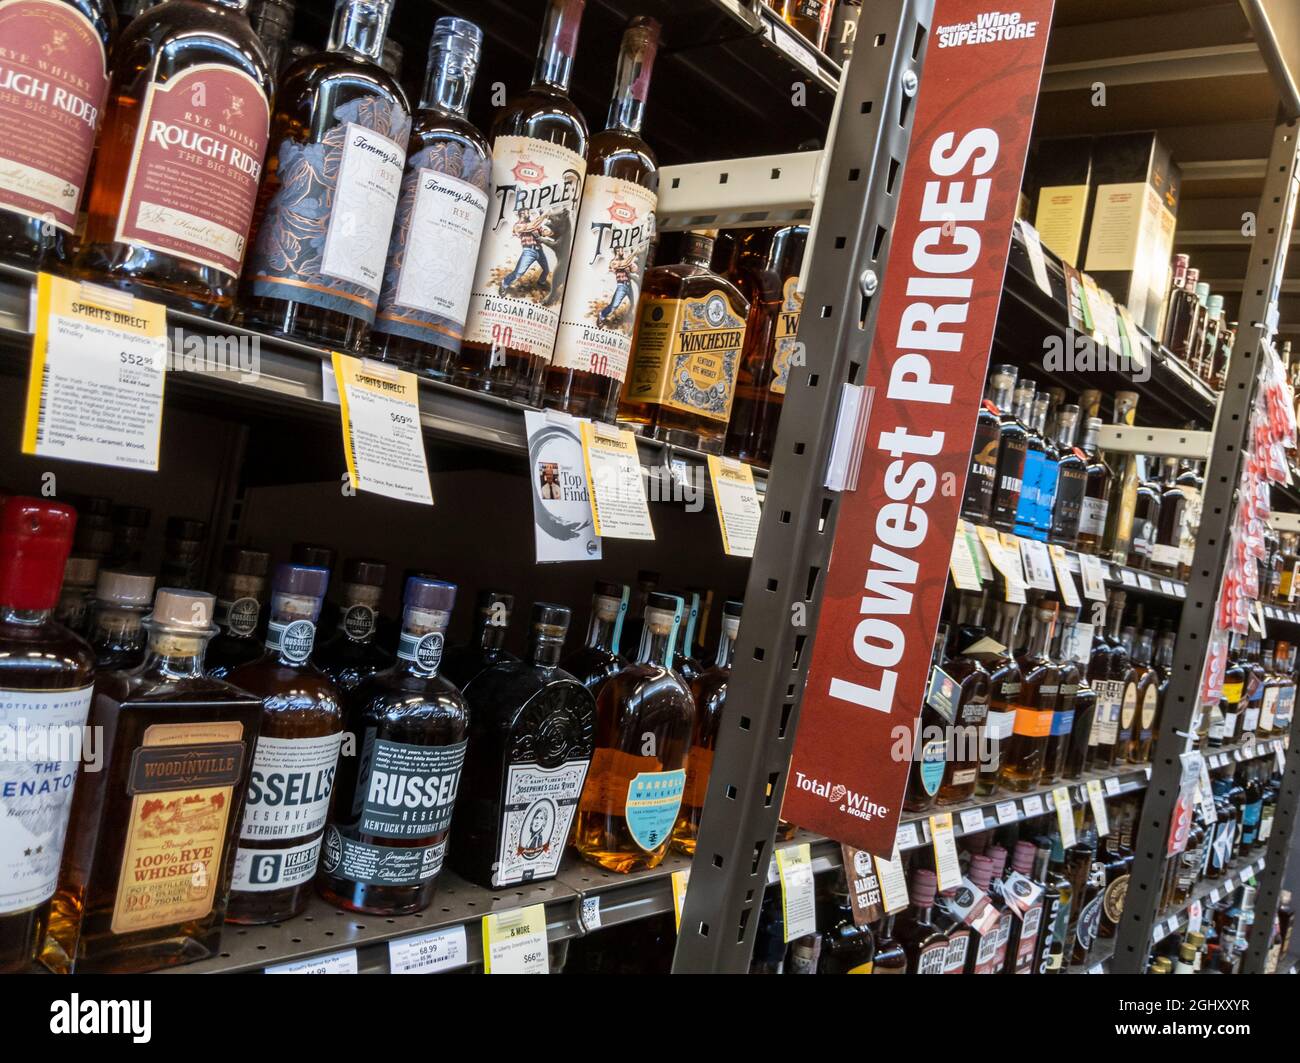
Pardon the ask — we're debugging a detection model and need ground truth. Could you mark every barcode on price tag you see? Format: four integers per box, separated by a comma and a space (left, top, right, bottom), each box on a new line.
482, 905, 549, 974
388, 926, 468, 974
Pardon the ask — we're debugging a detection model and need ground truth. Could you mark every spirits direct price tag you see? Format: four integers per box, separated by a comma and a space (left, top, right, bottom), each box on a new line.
482, 904, 549, 974
997, 532, 1030, 601
1048, 545, 1081, 608
265, 948, 358, 974
1085, 779, 1110, 837
1021, 794, 1045, 817
1079, 554, 1108, 601
776, 843, 817, 942
1020, 538, 1057, 592
388, 926, 468, 974
950, 520, 984, 591
1053, 786, 1077, 847
706, 455, 761, 558
929, 813, 962, 892
671, 869, 690, 931
580, 422, 655, 540
23, 273, 167, 471
873, 848, 910, 914
332, 353, 433, 505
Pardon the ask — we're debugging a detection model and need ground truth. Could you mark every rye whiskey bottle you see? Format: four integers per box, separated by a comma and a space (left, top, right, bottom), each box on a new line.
0, 500, 94, 973
77, 0, 273, 317
371, 18, 491, 377
41, 590, 262, 973
85, 570, 156, 671
317, 578, 466, 914
226, 564, 344, 924
0, 0, 113, 268
672, 589, 704, 686
312, 558, 391, 692
546, 16, 661, 422
460, 0, 589, 400
242, 0, 410, 349
618, 231, 750, 454
441, 589, 517, 689
562, 580, 629, 694
205, 546, 271, 678
453, 603, 596, 889
1000, 601, 1060, 791
574, 592, 695, 872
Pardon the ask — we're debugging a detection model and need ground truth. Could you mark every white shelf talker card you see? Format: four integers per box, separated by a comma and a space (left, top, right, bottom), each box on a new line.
580, 421, 655, 540
482, 904, 549, 974
873, 847, 910, 914
23, 272, 168, 471
776, 843, 818, 942
388, 925, 468, 974
706, 455, 761, 558
265, 948, 358, 975
995, 800, 1019, 825
950, 520, 984, 591
1079, 554, 1108, 601
960, 808, 987, 834
332, 352, 433, 505
1104, 776, 1122, 797
1048, 545, 1081, 607
1019, 538, 1057, 592
929, 813, 962, 892
1086, 779, 1110, 837
896, 822, 920, 850
1021, 794, 1045, 817
1018, 219, 1054, 296
321, 359, 340, 404
1053, 787, 1077, 847
523, 410, 601, 563
671, 869, 690, 932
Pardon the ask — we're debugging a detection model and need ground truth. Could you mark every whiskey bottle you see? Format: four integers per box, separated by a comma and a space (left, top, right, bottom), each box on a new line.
1089, 594, 1133, 769
618, 570, 660, 658
722, 225, 809, 467
1032, 395, 1060, 542
85, 570, 156, 671
672, 589, 705, 686
77, 0, 274, 317
0, 0, 113, 268
1175, 459, 1203, 580
1000, 600, 1060, 791
460, 0, 590, 400
546, 16, 661, 422
779, 0, 834, 50
1161, 255, 1196, 357
817, 886, 876, 973
1115, 626, 1141, 759
904, 629, 948, 815
108, 504, 149, 568
0, 500, 94, 973
933, 888, 973, 974
961, 382, 1004, 523
1038, 839, 1072, 973
55, 555, 99, 635
574, 592, 695, 873
226, 563, 344, 924
205, 546, 271, 678
618, 230, 750, 454
441, 589, 518, 689
1096, 838, 1132, 941
1041, 606, 1080, 784
1011, 380, 1044, 540
157, 517, 207, 590
964, 853, 1003, 974
1148, 457, 1186, 576
370, 18, 491, 378
1130, 628, 1161, 762
71, 496, 113, 565
1003, 840, 1049, 975
41, 590, 262, 973
896, 868, 949, 974
1102, 392, 1140, 564
242, 0, 410, 348
1064, 669, 1096, 779
870, 913, 907, 973
975, 601, 1025, 797
317, 578, 466, 914
453, 602, 595, 889
936, 591, 991, 805
673, 600, 741, 855
249, 0, 294, 75
1217, 635, 1245, 747
1241, 637, 1267, 740
988, 365, 1028, 532
1126, 457, 1162, 569
1259, 640, 1284, 737
1048, 405, 1087, 547
312, 558, 392, 693
562, 579, 629, 694
1076, 417, 1112, 555
1188, 282, 1211, 367
1200, 294, 1225, 382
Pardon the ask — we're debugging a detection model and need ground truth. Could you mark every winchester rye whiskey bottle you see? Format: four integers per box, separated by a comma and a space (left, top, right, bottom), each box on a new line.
77, 0, 273, 317
242, 0, 410, 349
0, 500, 94, 973
226, 564, 344, 923
460, 0, 589, 400
317, 578, 466, 915
454, 604, 596, 889
371, 18, 491, 377
545, 16, 660, 422
41, 590, 262, 973
0, 0, 113, 267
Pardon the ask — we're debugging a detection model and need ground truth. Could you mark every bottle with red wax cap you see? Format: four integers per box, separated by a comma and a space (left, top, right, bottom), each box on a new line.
1003, 839, 1049, 974
984, 844, 1014, 973
896, 868, 949, 973
0, 497, 95, 973
964, 854, 1004, 974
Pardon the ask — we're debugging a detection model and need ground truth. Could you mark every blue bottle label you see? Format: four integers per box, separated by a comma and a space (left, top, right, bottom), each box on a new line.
1015, 450, 1043, 532
624, 769, 686, 852
1050, 709, 1075, 736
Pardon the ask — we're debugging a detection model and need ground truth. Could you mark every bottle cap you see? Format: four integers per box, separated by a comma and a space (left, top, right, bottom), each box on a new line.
476, 589, 515, 625
645, 592, 684, 632
968, 854, 993, 890
222, 545, 270, 577
531, 602, 572, 640
0, 498, 78, 610
273, 562, 329, 600
291, 542, 335, 570
594, 579, 626, 600
1195, 282, 1211, 301
404, 576, 457, 613
910, 869, 937, 906
95, 569, 156, 607
151, 588, 216, 632
343, 559, 388, 588
63, 556, 99, 587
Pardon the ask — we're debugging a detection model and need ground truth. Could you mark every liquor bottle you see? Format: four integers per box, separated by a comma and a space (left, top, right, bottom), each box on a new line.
1115, 627, 1141, 759
617, 569, 659, 656
206, 546, 271, 678
574, 592, 694, 873
871, 913, 908, 973
546, 17, 661, 422
1042, 607, 1080, 784
817, 886, 876, 973
962, 382, 1003, 523
77, 0, 274, 317
561, 580, 628, 694
779, 0, 834, 50
1069, 857, 1105, 968
1239, 767, 1264, 854
1097, 596, 1136, 769
905, 626, 949, 815
1260, 640, 1284, 737
828, 0, 862, 64
85, 570, 156, 671
289, 541, 338, 635
1162, 255, 1198, 358
1000, 601, 1059, 791
1133, 628, 1165, 762
897, 868, 949, 974
1278, 536, 1300, 604
318, 578, 468, 913
249, 0, 294, 75
672, 589, 704, 686
1217, 636, 1245, 747
936, 592, 991, 805
750, 890, 786, 973
1212, 321, 1235, 392
55, 556, 99, 635
1031, 395, 1060, 543
1012, 380, 1044, 540
370, 18, 491, 378
0, 0, 114, 268
985, 366, 1027, 532
618, 230, 750, 455
68, 496, 113, 563
1189, 281, 1211, 365
312, 559, 391, 692
1038, 839, 1073, 974
933, 888, 973, 975
1064, 660, 1097, 780
1077, 417, 1113, 555
0, 500, 94, 973
673, 600, 741, 853
441, 589, 517, 689
1096, 837, 1132, 940
460, 0, 590, 400
158, 517, 207, 589
40, 590, 263, 973
226, 564, 344, 924
965, 853, 1004, 974
723, 226, 808, 466
109, 504, 150, 568
1003, 840, 1049, 974
975, 601, 1025, 797
1102, 392, 1140, 564
1241, 637, 1267, 740
1199, 294, 1224, 382
1144, 458, 1186, 578
1175, 460, 1203, 580
1171, 815, 1205, 906
1049, 405, 1087, 547
1085, 597, 1117, 769
1126, 458, 1161, 569
242, 0, 409, 348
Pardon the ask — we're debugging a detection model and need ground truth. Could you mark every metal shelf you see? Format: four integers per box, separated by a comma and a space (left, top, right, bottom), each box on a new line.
1206, 735, 1289, 771
1149, 854, 1268, 947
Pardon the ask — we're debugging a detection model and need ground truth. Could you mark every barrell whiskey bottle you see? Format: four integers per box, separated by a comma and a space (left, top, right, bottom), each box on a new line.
672, 589, 704, 686
317, 578, 466, 914
672, 599, 741, 853
562, 580, 629, 694
371, 18, 491, 378
77, 0, 273, 317
205, 545, 271, 678
546, 16, 661, 422
574, 592, 694, 873
0, 500, 94, 973
1127, 458, 1162, 569
905, 625, 951, 814
1150, 457, 1187, 576
41, 590, 262, 973
0, 0, 113, 268
453, 603, 595, 889
226, 563, 344, 924
618, 230, 750, 454
312, 558, 391, 693
85, 569, 156, 671
1000, 601, 1060, 791
441, 589, 517, 689
460, 0, 589, 400
242, 0, 410, 349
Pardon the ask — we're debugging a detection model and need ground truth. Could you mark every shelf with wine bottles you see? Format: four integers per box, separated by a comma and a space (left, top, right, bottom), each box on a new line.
1149, 854, 1268, 947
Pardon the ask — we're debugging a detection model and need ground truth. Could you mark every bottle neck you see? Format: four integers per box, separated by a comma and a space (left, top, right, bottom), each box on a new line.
714, 622, 738, 669
396, 612, 448, 678
528, 631, 564, 669
606, 29, 655, 133
139, 631, 209, 681
328, 0, 391, 64
1, 605, 53, 626
637, 620, 675, 669
477, 615, 508, 652
420, 38, 477, 116
1026, 614, 1053, 659
533, 0, 582, 91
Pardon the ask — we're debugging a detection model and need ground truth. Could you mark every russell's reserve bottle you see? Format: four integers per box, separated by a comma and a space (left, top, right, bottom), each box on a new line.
562, 580, 629, 695
205, 546, 271, 678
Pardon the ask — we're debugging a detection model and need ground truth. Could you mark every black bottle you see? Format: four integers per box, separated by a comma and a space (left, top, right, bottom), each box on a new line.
312, 559, 393, 692
440, 590, 518, 688
562, 580, 629, 695
1049, 405, 1087, 547
962, 381, 1003, 522
988, 365, 1028, 531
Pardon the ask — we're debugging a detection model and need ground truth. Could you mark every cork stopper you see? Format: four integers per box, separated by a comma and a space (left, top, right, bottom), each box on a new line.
592, 580, 627, 621
96, 569, 156, 607
152, 589, 216, 631
644, 592, 683, 635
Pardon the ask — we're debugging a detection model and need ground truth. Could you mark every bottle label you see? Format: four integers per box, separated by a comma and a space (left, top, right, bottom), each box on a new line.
217, 596, 261, 638
342, 604, 377, 641
1014, 902, 1043, 973
943, 930, 971, 973
1049, 708, 1075, 736
623, 768, 687, 852
239, 732, 343, 843
320, 824, 446, 888
232, 835, 322, 892
916, 941, 947, 974
1150, 543, 1181, 567
962, 417, 1000, 519
552, 173, 657, 381
1036, 459, 1058, 534
1014, 450, 1043, 531
464, 134, 587, 359
493, 757, 589, 887
1102, 873, 1129, 925
110, 721, 246, 933
769, 276, 804, 395
1140, 685, 1159, 731
1260, 687, 1278, 730
115, 63, 269, 277
1051, 465, 1087, 537
0, 684, 93, 915
992, 436, 1027, 523
1078, 495, 1109, 537
1012, 706, 1053, 738
247, 96, 410, 321
916, 736, 945, 795
1119, 684, 1138, 731
624, 290, 746, 423
0, 0, 108, 233
266, 618, 316, 663
373, 149, 490, 352
354, 738, 466, 839
846, 960, 874, 974
396, 630, 445, 673
1075, 891, 1103, 953
1222, 681, 1244, 705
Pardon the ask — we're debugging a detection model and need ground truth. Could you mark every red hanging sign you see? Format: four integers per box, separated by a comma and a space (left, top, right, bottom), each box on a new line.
785, 0, 1055, 855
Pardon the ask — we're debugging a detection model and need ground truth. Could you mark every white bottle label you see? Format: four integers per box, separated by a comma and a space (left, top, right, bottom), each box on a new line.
0, 685, 93, 914
494, 758, 590, 886
321, 122, 406, 295
231, 836, 323, 892
239, 733, 343, 841
393, 167, 489, 328
1078, 496, 1109, 537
